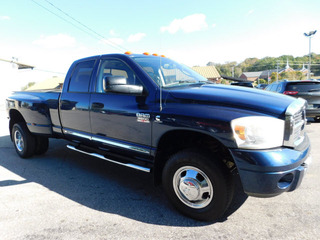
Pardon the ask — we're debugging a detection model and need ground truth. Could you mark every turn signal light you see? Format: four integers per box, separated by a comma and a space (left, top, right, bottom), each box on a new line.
234, 125, 246, 140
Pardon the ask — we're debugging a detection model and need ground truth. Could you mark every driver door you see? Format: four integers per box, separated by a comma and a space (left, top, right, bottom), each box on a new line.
90, 57, 152, 156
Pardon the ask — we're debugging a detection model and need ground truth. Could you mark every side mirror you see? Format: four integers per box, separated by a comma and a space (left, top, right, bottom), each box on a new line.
103, 76, 143, 95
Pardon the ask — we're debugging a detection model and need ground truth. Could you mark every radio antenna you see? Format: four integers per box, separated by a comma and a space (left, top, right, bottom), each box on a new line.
159, 56, 163, 112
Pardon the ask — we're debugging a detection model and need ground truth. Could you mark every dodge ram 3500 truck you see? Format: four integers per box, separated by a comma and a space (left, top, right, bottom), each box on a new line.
6, 53, 311, 221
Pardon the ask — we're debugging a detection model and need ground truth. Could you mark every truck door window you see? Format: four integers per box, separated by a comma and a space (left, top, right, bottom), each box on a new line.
68, 60, 95, 93
96, 59, 142, 93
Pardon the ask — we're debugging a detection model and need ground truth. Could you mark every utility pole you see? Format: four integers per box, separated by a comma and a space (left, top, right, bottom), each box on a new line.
304, 30, 317, 79
232, 66, 234, 78
276, 61, 279, 83
0, 57, 34, 70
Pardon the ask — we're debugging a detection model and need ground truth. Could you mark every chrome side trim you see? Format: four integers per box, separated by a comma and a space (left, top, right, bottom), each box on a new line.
64, 129, 92, 140
67, 145, 150, 173
91, 136, 150, 154
63, 129, 150, 154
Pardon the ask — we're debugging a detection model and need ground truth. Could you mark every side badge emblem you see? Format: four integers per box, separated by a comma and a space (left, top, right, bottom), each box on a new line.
136, 113, 150, 123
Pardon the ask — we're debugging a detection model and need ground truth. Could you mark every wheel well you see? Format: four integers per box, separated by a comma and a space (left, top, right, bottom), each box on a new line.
9, 110, 26, 139
154, 130, 235, 185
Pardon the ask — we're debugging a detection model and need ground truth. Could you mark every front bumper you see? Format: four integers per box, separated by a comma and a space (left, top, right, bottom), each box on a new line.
229, 135, 311, 198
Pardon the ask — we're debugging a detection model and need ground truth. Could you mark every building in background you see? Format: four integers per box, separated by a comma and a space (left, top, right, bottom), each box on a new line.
27, 76, 64, 90
0, 58, 65, 107
240, 60, 310, 82
239, 71, 262, 82
191, 66, 221, 82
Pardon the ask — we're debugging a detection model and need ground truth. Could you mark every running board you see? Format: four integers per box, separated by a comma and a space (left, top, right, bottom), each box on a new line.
67, 145, 151, 173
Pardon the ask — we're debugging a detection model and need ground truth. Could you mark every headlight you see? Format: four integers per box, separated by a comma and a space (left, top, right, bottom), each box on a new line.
231, 116, 284, 149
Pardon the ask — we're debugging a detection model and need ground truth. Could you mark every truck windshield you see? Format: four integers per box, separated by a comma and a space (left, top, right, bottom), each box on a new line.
131, 56, 209, 87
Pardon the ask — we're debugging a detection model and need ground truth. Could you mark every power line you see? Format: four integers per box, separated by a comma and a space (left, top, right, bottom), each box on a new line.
30, 0, 127, 52
42, 0, 127, 52
30, 0, 98, 40
43, 0, 127, 52
33, 68, 66, 75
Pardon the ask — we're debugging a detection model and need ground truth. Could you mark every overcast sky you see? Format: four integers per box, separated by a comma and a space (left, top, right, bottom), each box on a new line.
1, 0, 320, 86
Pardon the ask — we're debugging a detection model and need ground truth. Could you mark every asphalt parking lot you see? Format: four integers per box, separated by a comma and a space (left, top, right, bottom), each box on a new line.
0, 105, 319, 240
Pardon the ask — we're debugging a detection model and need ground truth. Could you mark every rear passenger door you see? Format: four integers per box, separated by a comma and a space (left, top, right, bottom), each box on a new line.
59, 59, 96, 142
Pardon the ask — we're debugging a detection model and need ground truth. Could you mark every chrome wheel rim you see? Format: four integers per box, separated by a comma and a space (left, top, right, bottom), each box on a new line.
173, 166, 213, 209
14, 129, 24, 152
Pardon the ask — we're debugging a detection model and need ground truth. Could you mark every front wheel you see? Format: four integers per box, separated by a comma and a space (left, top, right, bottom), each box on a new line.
12, 122, 36, 158
162, 149, 234, 221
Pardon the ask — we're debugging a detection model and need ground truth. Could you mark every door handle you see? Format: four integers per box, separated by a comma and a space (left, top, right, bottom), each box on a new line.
92, 102, 104, 109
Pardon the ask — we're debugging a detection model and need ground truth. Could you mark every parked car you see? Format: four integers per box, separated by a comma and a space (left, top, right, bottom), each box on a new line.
265, 80, 320, 121
6, 54, 311, 221
230, 82, 254, 87
256, 83, 268, 89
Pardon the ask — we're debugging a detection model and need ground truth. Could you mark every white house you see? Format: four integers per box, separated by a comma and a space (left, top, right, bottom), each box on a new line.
0, 58, 63, 108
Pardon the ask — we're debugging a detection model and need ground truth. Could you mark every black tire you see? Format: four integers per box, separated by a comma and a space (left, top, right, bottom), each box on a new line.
162, 149, 234, 221
35, 136, 49, 155
12, 122, 36, 158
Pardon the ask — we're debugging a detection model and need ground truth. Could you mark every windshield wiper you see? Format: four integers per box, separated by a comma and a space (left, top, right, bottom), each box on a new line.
200, 80, 213, 84
164, 80, 211, 87
179, 80, 198, 83
164, 80, 198, 87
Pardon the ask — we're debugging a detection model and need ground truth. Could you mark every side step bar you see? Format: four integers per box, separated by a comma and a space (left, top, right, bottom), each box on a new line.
67, 145, 151, 173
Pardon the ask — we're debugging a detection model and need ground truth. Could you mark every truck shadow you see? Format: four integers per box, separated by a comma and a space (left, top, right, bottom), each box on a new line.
0, 135, 247, 226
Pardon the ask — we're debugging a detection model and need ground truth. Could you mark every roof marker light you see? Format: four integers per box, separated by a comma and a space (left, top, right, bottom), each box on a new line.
143, 52, 150, 55
160, 55, 166, 58
124, 51, 132, 55
152, 53, 158, 56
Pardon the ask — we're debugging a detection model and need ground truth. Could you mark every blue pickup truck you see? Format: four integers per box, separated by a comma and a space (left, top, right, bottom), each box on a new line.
6, 53, 311, 221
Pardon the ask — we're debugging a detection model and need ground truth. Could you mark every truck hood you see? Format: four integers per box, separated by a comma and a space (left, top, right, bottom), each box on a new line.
168, 84, 295, 117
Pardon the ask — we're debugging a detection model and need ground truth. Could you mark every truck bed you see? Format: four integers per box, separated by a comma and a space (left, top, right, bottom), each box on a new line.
6, 90, 62, 136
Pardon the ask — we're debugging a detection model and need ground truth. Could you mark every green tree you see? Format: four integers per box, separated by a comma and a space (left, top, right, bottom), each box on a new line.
22, 82, 36, 90
280, 72, 289, 80
220, 79, 227, 84
206, 53, 320, 79
295, 71, 303, 80
212, 61, 238, 76
257, 79, 267, 84
270, 72, 279, 83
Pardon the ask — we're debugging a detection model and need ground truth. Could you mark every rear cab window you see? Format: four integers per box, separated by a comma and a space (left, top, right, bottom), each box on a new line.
68, 60, 95, 93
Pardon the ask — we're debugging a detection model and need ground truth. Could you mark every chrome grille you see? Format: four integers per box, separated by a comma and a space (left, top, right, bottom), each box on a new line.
292, 110, 305, 143
284, 98, 307, 147
293, 111, 303, 124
